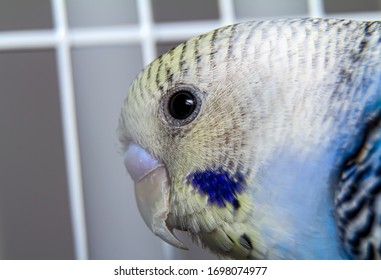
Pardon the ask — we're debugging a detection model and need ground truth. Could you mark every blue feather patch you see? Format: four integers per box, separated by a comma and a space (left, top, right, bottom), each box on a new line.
186, 167, 245, 207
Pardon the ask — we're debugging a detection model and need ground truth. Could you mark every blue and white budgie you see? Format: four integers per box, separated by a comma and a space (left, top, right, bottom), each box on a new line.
118, 18, 381, 259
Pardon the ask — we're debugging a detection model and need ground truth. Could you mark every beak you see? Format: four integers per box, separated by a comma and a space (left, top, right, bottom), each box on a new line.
124, 142, 188, 250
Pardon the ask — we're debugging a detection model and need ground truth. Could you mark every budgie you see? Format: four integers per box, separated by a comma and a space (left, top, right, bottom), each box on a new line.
117, 18, 381, 259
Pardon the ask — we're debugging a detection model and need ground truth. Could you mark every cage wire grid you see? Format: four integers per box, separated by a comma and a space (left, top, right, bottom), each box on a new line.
0, 0, 379, 259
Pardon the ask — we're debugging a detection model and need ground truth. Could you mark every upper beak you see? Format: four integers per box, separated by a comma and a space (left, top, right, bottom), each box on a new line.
124, 142, 188, 250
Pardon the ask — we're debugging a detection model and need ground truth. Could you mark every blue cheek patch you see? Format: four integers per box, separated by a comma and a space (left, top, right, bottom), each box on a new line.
186, 167, 246, 208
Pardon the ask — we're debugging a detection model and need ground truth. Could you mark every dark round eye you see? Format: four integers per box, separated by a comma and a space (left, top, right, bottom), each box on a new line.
160, 84, 203, 127
168, 91, 196, 120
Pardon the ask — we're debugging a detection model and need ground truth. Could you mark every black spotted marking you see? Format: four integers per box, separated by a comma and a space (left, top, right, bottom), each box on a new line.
232, 199, 240, 210
239, 234, 253, 250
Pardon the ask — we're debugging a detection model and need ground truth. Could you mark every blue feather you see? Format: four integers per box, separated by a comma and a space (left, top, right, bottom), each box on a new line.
187, 167, 245, 208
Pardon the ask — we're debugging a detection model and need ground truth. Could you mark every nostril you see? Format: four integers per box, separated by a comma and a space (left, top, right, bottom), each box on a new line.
124, 142, 161, 183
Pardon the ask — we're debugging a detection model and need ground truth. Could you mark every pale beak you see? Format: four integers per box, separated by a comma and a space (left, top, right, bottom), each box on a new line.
124, 142, 188, 250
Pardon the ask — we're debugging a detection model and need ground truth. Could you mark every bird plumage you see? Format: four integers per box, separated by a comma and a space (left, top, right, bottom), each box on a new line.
118, 18, 381, 259
335, 115, 381, 259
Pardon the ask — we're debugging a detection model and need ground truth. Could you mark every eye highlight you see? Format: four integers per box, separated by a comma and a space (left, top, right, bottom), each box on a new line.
161, 84, 203, 127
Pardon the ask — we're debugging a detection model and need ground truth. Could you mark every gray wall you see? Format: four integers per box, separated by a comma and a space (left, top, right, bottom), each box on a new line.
0, 50, 74, 259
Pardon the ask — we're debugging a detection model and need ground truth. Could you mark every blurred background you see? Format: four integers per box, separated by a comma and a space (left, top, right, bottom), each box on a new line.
0, 0, 380, 260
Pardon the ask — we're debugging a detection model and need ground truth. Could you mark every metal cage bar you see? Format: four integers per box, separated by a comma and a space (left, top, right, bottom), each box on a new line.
51, 0, 88, 260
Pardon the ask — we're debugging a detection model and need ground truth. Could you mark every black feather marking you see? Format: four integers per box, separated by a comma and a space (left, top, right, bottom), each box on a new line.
227, 234, 234, 244
138, 75, 146, 101
341, 111, 381, 172
193, 35, 200, 78
346, 209, 375, 258
155, 55, 163, 91
179, 43, 187, 75
232, 199, 240, 210
209, 28, 219, 73
357, 209, 375, 240
336, 166, 372, 207
166, 67, 173, 84
339, 197, 366, 225
242, 25, 257, 60
364, 243, 375, 260
336, 130, 381, 260
227, 24, 237, 61
369, 179, 381, 195
239, 234, 253, 250
337, 225, 346, 241
349, 245, 360, 257
340, 160, 357, 181
147, 62, 153, 81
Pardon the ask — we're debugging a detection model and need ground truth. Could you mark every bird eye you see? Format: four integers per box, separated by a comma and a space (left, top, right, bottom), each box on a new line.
161, 84, 203, 127
168, 91, 196, 120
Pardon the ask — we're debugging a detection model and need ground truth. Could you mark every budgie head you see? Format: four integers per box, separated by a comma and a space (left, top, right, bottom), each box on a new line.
118, 18, 381, 259
119, 28, 259, 257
